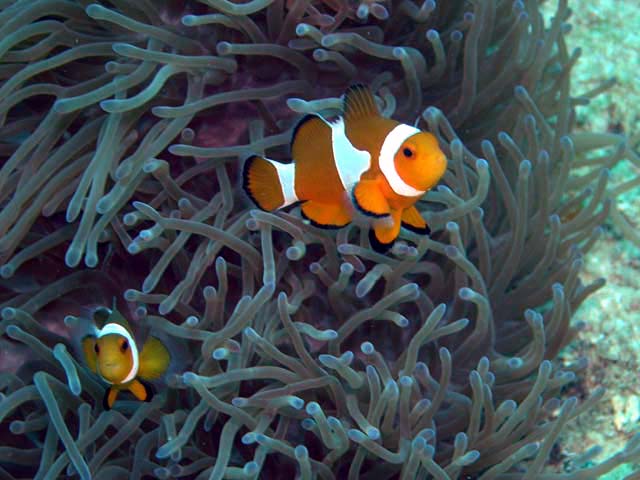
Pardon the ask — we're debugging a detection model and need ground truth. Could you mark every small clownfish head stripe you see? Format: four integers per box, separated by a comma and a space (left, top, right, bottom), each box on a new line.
94, 322, 139, 385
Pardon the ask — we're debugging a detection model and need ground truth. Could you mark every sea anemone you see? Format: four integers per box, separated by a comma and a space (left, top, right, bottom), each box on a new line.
1, 0, 639, 478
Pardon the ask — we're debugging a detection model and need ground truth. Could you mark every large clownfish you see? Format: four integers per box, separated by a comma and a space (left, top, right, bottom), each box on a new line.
80, 305, 170, 410
242, 84, 447, 251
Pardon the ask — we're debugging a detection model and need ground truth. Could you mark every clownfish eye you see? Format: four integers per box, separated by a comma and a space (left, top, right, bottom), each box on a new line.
94, 343, 100, 354
403, 147, 414, 158
121, 340, 129, 352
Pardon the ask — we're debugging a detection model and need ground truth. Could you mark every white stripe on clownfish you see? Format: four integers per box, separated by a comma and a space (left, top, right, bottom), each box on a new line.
327, 117, 372, 191
263, 158, 298, 207
378, 124, 425, 197
97, 322, 139, 384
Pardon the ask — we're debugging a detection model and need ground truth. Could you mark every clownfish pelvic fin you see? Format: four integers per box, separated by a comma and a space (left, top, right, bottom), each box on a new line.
400, 206, 431, 234
103, 387, 118, 410
102, 379, 154, 410
352, 178, 391, 218
129, 378, 154, 402
370, 209, 403, 252
300, 200, 351, 229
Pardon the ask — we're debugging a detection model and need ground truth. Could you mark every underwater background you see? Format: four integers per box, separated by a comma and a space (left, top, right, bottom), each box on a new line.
1, 0, 639, 479
539, 1, 640, 478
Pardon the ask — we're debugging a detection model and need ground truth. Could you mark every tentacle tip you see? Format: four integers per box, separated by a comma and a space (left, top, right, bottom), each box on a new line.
288, 396, 305, 409
182, 372, 197, 384
0, 265, 14, 279
181, 15, 196, 26
366, 427, 380, 440
458, 287, 474, 300
294, 445, 309, 460
244, 327, 259, 340
514, 84, 527, 96
85, 3, 103, 16
360, 341, 375, 354
348, 429, 366, 443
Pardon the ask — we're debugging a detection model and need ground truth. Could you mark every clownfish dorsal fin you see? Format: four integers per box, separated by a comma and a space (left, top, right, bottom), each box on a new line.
92, 306, 111, 330
342, 84, 380, 124
109, 310, 134, 338
93, 301, 133, 336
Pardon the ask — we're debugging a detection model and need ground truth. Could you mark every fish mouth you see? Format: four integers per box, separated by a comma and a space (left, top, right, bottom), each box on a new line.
100, 369, 121, 383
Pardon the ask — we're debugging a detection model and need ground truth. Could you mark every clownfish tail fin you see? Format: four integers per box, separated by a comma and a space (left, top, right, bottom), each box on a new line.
343, 84, 380, 123
242, 155, 298, 211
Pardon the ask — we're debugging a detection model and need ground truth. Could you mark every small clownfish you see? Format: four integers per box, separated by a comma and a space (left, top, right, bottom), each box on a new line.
242, 84, 447, 252
81, 306, 170, 410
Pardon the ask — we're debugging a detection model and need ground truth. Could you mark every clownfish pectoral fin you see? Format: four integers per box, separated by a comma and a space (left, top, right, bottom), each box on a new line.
343, 84, 380, 124
369, 228, 394, 253
103, 387, 119, 410
243, 155, 297, 211
353, 180, 390, 217
369, 209, 403, 253
81, 335, 98, 373
301, 201, 352, 229
128, 378, 153, 402
401, 206, 431, 234
138, 336, 170, 381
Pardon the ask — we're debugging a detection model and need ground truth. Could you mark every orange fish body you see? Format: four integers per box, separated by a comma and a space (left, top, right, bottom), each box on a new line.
243, 84, 447, 251
81, 306, 170, 409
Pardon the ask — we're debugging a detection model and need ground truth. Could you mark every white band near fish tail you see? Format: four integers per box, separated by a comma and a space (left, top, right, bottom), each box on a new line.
378, 124, 426, 197
98, 322, 140, 384
268, 159, 298, 207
